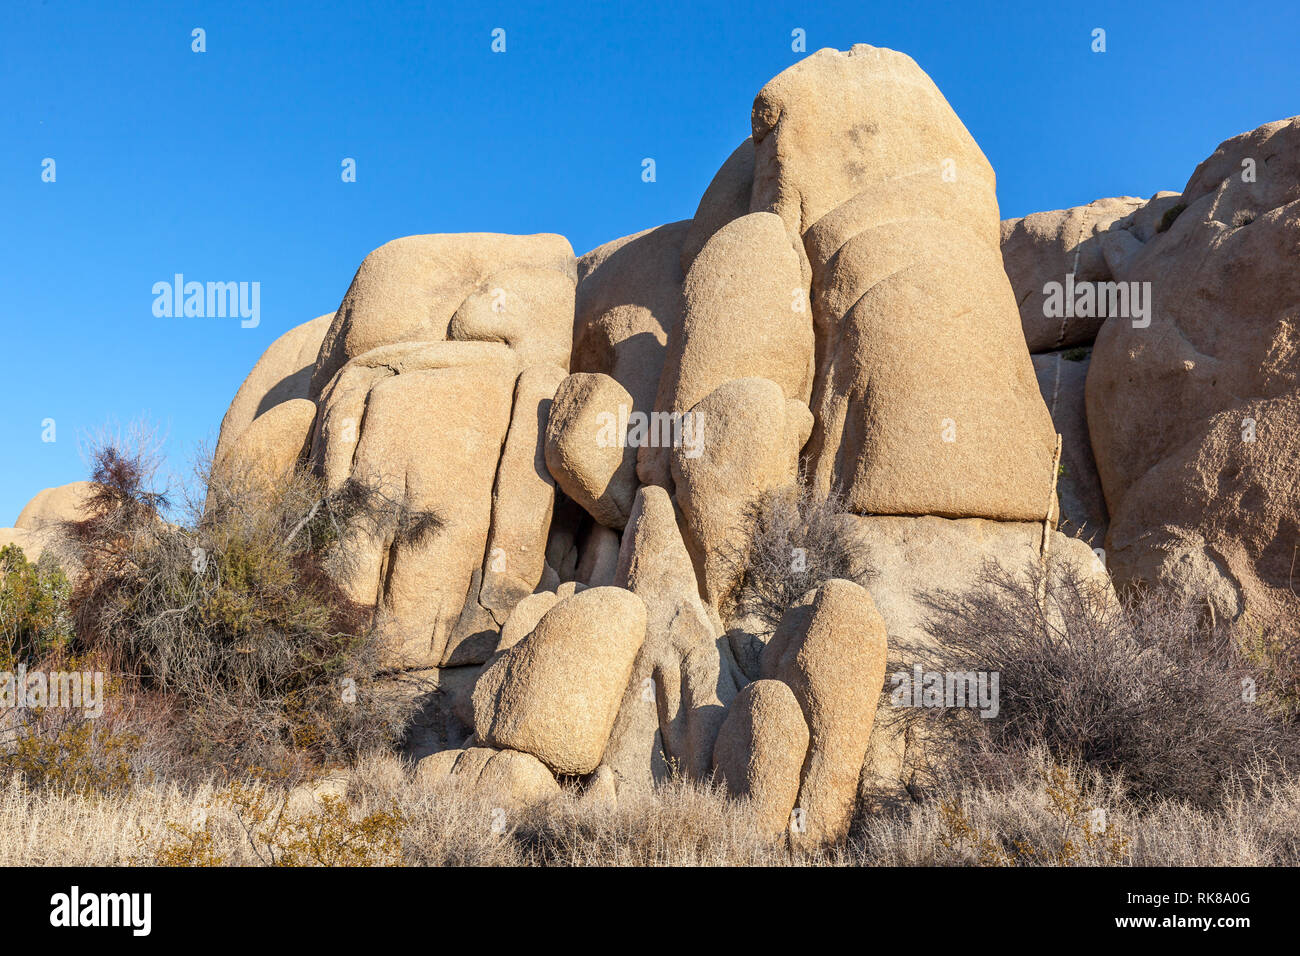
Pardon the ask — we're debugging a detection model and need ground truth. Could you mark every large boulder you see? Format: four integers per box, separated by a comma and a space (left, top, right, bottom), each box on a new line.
712, 679, 809, 838
641, 212, 813, 489
214, 313, 332, 465
1000, 198, 1145, 352
751, 46, 999, 248
671, 377, 813, 610
472, 586, 647, 775
1087, 117, 1300, 631
751, 46, 1057, 520
309, 233, 575, 398
544, 372, 639, 529
760, 578, 888, 844
414, 745, 560, 810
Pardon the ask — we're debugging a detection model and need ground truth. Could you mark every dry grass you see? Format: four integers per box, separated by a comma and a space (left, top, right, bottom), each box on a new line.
2, 749, 1298, 866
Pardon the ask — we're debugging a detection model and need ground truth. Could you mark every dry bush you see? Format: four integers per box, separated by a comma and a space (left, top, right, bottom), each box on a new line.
903, 557, 1298, 807
1240, 617, 1300, 724
52, 434, 439, 779
722, 482, 873, 633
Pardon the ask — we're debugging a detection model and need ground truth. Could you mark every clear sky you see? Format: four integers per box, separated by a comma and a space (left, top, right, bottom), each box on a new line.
3, 0, 1297, 523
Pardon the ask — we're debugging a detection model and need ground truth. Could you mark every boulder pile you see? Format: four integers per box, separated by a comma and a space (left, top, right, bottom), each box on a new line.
12, 44, 1297, 840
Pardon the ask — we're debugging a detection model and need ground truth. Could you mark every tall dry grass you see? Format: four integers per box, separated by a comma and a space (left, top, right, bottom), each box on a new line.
3, 749, 1298, 867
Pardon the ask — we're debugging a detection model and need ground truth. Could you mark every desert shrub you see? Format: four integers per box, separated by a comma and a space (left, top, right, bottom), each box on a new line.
905, 557, 1297, 807
721, 483, 873, 633
0, 719, 139, 796
0, 544, 73, 666
1232, 208, 1256, 227
934, 760, 1130, 866
56, 434, 437, 777
1158, 201, 1188, 232
1240, 619, 1300, 723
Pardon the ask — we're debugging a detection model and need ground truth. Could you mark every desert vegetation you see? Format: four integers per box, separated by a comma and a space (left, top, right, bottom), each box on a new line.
2, 435, 1297, 867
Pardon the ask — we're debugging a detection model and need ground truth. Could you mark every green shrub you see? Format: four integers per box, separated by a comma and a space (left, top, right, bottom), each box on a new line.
1, 720, 139, 796
0, 544, 73, 666
1158, 201, 1188, 233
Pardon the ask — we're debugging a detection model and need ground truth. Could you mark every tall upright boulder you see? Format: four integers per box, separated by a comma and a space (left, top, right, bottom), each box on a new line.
751, 46, 1057, 520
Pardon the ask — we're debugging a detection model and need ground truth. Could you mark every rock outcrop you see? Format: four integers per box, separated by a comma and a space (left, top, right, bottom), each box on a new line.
160, 44, 1300, 842
751, 46, 1058, 520
1087, 117, 1300, 632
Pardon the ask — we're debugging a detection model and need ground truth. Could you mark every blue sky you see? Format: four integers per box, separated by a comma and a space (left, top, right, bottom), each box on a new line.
2, 0, 1297, 522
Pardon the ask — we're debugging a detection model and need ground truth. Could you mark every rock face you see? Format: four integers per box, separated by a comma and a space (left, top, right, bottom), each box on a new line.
761, 579, 888, 844
712, 679, 809, 837
1000, 199, 1144, 352
473, 586, 647, 775
214, 313, 332, 465
1032, 351, 1107, 543
175, 45, 1299, 842
14, 482, 95, 531
1087, 117, 1300, 632
750, 46, 1057, 520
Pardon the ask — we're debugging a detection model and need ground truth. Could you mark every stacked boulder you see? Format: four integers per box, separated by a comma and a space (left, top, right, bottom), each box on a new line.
191, 44, 1300, 836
